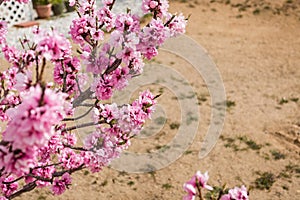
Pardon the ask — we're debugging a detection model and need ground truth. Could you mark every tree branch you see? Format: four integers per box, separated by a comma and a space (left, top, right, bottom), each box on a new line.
63, 105, 94, 121
72, 87, 94, 108
8, 181, 37, 200
62, 120, 106, 132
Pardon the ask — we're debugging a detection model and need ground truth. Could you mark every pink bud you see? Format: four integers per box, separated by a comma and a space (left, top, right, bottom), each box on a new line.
149, 1, 158, 9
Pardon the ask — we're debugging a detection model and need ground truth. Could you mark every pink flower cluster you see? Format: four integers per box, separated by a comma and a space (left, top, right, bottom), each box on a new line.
142, 0, 169, 18
53, 57, 82, 95
0, 176, 18, 197
51, 173, 72, 195
220, 186, 249, 200
35, 29, 71, 61
183, 171, 213, 200
183, 171, 249, 200
83, 90, 156, 172
82, 131, 122, 172
94, 90, 156, 134
68, 0, 187, 101
0, 85, 68, 175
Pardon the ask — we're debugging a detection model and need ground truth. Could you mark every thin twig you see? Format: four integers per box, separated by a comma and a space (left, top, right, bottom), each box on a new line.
63, 104, 94, 121
72, 87, 94, 108
38, 58, 46, 82
63, 144, 88, 151
33, 162, 63, 170
35, 56, 39, 85
2, 176, 24, 185
62, 120, 106, 132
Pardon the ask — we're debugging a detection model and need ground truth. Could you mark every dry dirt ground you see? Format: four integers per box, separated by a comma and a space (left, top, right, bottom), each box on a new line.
3, 0, 299, 199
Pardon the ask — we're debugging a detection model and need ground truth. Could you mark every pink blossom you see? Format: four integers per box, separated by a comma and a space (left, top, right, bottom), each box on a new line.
31, 165, 55, 187
84, 131, 101, 150
59, 148, 83, 169
0, 175, 18, 196
137, 19, 169, 59
0, 92, 21, 122
3, 85, 67, 150
13, 71, 32, 92
220, 194, 231, 200
0, 145, 36, 176
133, 90, 156, 117
97, 103, 119, 123
2, 66, 18, 90
21, 50, 35, 68
1, 45, 19, 63
130, 53, 144, 74
46, 133, 64, 153
96, 6, 114, 31
167, 13, 187, 37
91, 77, 113, 100
54, 57, 81, 95
86, 48, 109, 74
150, 1, 158, 9
183, 171, 213, 200
220, 186, 249, 200
228, 185, 249, 200
142, 0, 169, 17
36, 29, 71, 61
69, 17, 90, 46
61, 132, 77, 146
110, 30, 124, 48
68, 0, 76, 6
90, 28, 104, 41
52, 173, 71, 195
77, 1, 96, 14
110, 67, 130, 90
195, 171, 213, 190
183, 182, 196, 200
102, 0, 114, 6
82, 132, 122, 172
115, 13, 140, 32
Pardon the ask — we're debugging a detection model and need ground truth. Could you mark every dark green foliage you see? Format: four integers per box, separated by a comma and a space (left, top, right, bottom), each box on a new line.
254, 172, 275, 190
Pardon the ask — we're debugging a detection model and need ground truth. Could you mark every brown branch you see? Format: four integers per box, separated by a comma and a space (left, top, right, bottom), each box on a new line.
63, 144, 88, 151
62, 120, 106, 132
164, 15, 175, 27
38, 58, 46, 82
63, 105, 94, 121
53, 164, 85, 177
8, 181, 37, 200
2, 176, 24, 185
72, 87, 94, 108
108, 0, 116, 10
35, 56, 39, 85
7, 164, 86, 199
33, 162, 63, 170
104, 58, 122, 75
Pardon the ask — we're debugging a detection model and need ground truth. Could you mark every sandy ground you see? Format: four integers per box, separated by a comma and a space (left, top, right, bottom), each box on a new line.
1, 0, 299, 199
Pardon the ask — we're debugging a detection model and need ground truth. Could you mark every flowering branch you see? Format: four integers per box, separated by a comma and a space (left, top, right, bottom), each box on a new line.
0, 0, 188, 199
